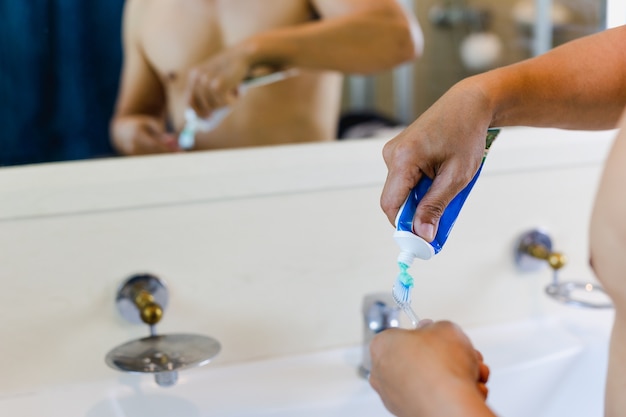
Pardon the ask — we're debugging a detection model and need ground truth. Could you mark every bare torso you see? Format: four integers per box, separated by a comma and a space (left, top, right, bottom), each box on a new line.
135, 0, 343, 149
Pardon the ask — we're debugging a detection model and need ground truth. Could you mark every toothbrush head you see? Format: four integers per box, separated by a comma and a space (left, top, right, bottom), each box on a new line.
392, 263, 414, 306
178, 126, 195, 150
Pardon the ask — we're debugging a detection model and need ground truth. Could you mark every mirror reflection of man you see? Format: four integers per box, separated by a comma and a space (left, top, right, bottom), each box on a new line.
110, 0, 423, 155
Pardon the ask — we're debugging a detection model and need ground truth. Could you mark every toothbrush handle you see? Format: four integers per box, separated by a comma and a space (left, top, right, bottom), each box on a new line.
402, 305, 420, 328
241, 69, 298, 91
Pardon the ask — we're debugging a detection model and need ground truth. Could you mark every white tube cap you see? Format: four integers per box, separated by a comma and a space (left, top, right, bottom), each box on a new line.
394, 230, 435, 262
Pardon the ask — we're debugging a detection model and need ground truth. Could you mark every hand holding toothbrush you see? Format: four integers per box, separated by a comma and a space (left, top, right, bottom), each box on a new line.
180, 47, 259, 151
184, 40, 293, 119
179, 44, 298, 150
369, 320, 493, 417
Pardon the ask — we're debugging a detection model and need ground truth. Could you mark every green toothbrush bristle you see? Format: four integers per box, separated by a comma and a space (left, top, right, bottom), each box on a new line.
397, 262, 414, 287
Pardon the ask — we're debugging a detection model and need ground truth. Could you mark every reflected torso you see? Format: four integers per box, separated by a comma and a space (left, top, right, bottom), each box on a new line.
136, 0, 342, 149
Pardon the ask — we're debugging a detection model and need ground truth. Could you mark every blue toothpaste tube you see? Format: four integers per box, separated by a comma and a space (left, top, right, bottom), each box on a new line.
394, 129, 500, 265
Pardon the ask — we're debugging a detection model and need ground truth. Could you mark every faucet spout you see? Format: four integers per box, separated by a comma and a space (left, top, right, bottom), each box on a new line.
358, 292, 400, 378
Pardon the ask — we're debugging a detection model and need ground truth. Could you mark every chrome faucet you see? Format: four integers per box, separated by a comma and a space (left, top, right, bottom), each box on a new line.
358, 292, 401, 378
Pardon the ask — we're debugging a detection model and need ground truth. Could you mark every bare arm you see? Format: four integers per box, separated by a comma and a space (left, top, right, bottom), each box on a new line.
381, 25, 626, 242
478, 25, 626, 130
245, 0, 423, 74
110, 0, 176, 155
590, 109, 626, 417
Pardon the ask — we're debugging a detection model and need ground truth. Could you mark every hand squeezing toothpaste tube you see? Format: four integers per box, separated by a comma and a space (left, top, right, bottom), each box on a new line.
392, 128, 500, 326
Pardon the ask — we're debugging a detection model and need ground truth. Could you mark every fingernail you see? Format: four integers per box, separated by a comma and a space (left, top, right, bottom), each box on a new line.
416, 222, 435, 242
417, 319, 434, 328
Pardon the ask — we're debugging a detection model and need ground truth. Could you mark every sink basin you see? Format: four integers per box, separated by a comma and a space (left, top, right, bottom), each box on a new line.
474, 314, 610, 417
0, 311, 611, 417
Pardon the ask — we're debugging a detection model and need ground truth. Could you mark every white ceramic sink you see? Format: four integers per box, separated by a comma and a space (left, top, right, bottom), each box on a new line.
476, 313, 610, 417
1, 310, 612, 417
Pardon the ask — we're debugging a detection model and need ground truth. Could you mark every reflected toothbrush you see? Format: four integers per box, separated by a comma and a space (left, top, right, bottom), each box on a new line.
178, 69, 298, 150
392, 262, 420, 328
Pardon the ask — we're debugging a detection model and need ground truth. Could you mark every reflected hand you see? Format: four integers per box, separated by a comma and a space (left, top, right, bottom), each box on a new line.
185, 43, 256, 120
369, 320, 492, 417
380, 78, 494, 242
111, 115, 179, 155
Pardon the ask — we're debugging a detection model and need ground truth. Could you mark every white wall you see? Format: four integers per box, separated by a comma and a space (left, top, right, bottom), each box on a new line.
607, 0, 626, 28
0, 127, 616, 394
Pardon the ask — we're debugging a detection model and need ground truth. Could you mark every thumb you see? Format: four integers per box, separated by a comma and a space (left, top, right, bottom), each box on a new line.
413, 166, 473, 242
416, 318, 434, 328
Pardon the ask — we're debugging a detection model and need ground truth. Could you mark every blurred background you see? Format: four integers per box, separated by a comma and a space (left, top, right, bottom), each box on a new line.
341, 0, 608, 131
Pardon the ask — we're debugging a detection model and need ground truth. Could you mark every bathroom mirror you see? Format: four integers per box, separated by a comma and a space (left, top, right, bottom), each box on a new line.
0, 0, 614, 167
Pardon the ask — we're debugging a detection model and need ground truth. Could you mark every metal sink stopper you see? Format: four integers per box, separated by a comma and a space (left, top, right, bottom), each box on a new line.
105, 273, 221, 387
515, 229, 613, 309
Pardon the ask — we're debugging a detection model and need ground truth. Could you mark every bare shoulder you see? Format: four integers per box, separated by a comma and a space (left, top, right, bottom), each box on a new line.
125, 0, 155, 11
122, 0, 167, 46
124, 0, 149, 15
590, 109, 626, 300
122, 0, 155, 27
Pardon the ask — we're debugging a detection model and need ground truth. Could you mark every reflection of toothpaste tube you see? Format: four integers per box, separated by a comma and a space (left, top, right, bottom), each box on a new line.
394, 128, 500, 265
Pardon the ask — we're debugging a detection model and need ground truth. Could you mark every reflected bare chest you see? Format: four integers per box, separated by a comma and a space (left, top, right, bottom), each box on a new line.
139, 0, 313, 81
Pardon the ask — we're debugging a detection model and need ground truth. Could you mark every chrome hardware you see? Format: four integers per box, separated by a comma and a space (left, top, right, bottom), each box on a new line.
515, 229, 558, 272
105, 333, 221, 387
545, 281, 611, 309
115, 273, 168, 329
515, 229, 612, 309
106, 273, 221, 386
358, 292, 400, 379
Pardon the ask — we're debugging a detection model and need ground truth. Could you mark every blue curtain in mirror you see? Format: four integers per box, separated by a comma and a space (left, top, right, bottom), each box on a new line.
0, 0, 125, 166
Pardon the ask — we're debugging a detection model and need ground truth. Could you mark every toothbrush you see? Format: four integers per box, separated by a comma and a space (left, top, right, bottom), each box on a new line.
178, 69, 299, 150
392, 262, 420, 328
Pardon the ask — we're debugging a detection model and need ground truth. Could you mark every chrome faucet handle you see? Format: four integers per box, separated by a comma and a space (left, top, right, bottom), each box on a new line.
115, 273, 169, 335
359, 292, 401, 379
106, 273, 221, 386
514, 229, 612, 309
362, 292, 401, 332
